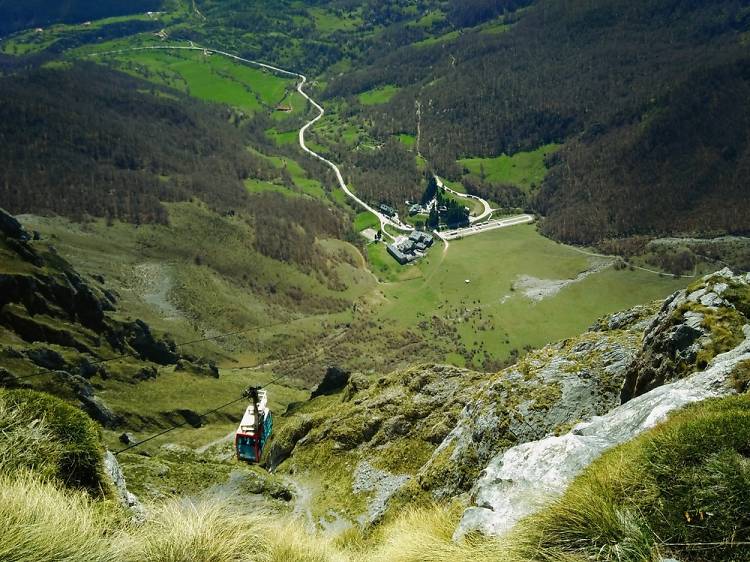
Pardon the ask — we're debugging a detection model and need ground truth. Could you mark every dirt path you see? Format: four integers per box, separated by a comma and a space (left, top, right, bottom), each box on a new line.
284, 476, 317, 532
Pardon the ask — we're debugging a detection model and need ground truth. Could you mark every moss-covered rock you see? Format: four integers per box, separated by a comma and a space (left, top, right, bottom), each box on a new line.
269, 364, 484, 526
622, 269, 750, 401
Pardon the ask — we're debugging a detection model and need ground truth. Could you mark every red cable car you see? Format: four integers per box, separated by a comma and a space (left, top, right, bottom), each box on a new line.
235, 387, 273, 463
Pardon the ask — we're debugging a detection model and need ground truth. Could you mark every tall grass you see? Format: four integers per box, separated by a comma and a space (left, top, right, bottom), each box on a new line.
366, 503, 516, 562
516, 394, 750, 562
0, 473, 128, 562
0, 396, 62, 478
131, 499, 347, 562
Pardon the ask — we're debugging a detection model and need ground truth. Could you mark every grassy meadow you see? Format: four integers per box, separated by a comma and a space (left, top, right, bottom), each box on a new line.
358, 85, 401, 105
101, 49, 297, 114
365, 224, 685, 366
459, 144, 561, 191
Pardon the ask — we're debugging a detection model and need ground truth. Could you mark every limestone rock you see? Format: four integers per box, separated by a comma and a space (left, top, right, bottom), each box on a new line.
455, 325, 750, 538
103, 451, 146, 523
353, 461, 410, 525
419, 326, 643, 499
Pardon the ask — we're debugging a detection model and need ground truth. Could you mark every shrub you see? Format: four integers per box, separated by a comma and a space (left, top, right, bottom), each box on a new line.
0, 389, 109, 495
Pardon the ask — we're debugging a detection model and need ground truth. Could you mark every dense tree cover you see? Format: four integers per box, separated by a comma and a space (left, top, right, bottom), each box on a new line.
537, 57, 750, 243
462, 176, 528, 211
0, 63, 348, 273
446, 0, 533, 27
0, 0, 162, 36
327, 0, 750, 242
346, 139, 423, 211
0, 63, 260, 224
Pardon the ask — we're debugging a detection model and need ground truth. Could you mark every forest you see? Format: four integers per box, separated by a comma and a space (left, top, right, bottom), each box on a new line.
0, 0, 162, 36
325, 0, 750, 243
0, 62, 348, 273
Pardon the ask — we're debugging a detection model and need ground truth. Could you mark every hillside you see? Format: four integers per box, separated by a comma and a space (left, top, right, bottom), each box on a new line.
2, 220, 749, 559
0, 0, 163, 36
324, 0, 750, 242
2, 2, 750, 560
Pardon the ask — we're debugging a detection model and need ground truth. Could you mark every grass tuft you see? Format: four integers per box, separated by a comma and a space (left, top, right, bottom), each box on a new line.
0, 389, 110, 495
517, 394, 750, 562
0, 473, 128, 562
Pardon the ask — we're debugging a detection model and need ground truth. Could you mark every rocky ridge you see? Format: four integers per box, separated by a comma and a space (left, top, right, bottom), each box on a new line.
453, 269, 750, 537
0, 207, 216, 428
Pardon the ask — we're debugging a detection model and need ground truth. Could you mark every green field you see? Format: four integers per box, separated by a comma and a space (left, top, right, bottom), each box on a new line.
366, 225, 685, 366
413, 29, 461, 48
354, 211, 379, 232
459, 143, 561, 191
358, 85, 401, 105
397, 133, 416, 147
266, 128, 299, 146
103, 49, 295, 114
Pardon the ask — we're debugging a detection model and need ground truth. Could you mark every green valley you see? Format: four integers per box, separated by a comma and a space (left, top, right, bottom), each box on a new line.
1, 1, 750, 561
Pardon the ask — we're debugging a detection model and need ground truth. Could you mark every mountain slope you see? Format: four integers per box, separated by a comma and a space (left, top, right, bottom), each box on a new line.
0, 0, 162, 36
326, 0, 750, 242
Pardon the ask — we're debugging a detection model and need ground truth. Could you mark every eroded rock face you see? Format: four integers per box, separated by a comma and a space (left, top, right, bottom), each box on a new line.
417, 307, 653, 499
455, 325, 750, 538
311, 366, 351, 398
621, 269, 750, 402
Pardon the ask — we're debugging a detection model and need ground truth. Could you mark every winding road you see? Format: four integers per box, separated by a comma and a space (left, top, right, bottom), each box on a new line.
433, 175, 494, 223
92, 44, 412, 240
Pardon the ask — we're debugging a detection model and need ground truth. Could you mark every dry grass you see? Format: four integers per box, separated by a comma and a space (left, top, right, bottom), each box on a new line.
0, 473, 129, 562
132, 498, 348, 562
0, 397, 62, 478
365, 503, 514, 562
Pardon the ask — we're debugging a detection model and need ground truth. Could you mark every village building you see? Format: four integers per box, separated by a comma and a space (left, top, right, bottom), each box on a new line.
387, 230, 434, 264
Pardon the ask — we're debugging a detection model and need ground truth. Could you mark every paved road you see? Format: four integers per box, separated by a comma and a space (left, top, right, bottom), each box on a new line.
434, 175, 494, 223
92, 44, 413, 240
439, 214, 535, 240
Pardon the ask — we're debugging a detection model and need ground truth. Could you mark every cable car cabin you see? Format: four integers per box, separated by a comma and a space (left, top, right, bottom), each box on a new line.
235, 389, 273, 463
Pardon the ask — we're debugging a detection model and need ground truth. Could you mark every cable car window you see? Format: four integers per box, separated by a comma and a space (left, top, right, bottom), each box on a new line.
237, 436, 257, 461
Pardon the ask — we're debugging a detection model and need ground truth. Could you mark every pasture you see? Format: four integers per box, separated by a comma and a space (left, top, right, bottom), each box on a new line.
368, 224, 685, 365
459, 143, 561, 191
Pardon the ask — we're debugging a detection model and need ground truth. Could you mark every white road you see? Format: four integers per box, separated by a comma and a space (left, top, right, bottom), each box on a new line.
434, 175, 494, 223
439, 214, 535, 240
91, 44, 412, 240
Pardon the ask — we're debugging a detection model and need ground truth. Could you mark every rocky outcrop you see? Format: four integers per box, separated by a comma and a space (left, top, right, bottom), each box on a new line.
456, 324, 750, 538
310, 366, 350, 398
353, 461, 410, 525
417, 306, 653, 499
0, 206, 30, 241
621, 269, 750, 402
103, 451, 146, 523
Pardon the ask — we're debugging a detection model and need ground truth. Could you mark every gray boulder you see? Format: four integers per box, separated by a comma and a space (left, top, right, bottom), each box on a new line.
103, 451, 146, 523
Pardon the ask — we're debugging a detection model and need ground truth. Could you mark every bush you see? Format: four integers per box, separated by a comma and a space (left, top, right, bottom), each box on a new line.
517, 394, 750, 561
0, 389, 108, 495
